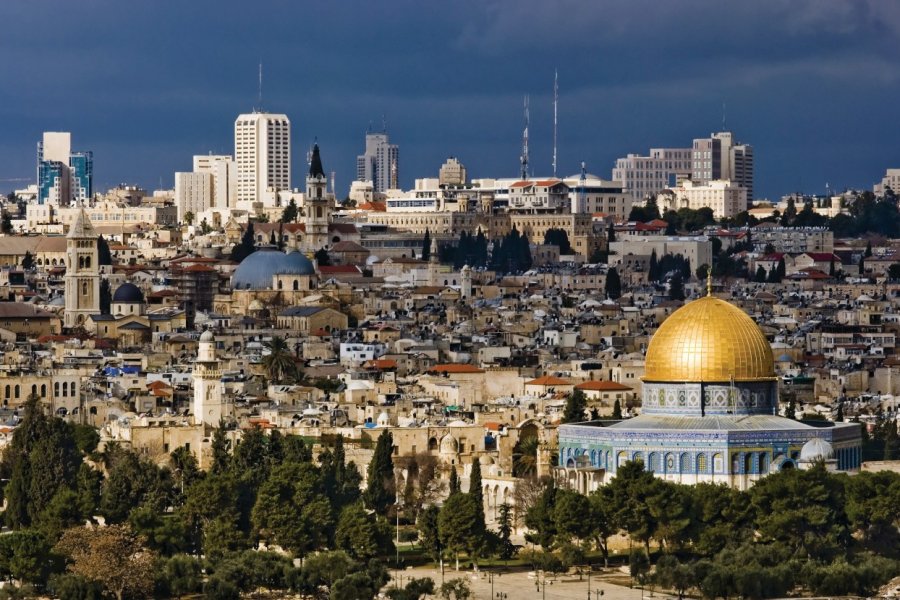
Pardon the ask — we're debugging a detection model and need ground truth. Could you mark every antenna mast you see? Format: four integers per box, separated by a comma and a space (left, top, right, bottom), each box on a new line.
520, 95, 530, 180
722, 101, 726, 131
553, 69, 558, 178
258, 62, 263, 111
579, 161, 587, 212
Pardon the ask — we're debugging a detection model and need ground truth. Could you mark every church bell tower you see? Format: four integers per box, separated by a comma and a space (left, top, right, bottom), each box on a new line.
64, 209, 100, 329
304, 143, 331, 253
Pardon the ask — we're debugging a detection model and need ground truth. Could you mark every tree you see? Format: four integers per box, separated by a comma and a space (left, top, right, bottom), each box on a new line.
99, 279, 112, 314
252, 462, 332, 558
421, 229, 432, 262
612, 399, 623, 420
2, 395, 82, 528
587, 486, 618, 567
604, 267, 622, 300
754, 265, 767, 283
55, 524, 155, 600
496, 502, 516, 560
310, 247, 329, 267
280, 198, 299, 223
649, 249, 659, 281
0, 210, 12, 234
184, 211, 195, 226
562, 389, 587, 423
335, 501, 394, 561
630, 548, 651, 587
417, 505, 442, 563
511, 436, 539, 478
668, 273, 685, 301
388, 577, 435, 600
468, 459, 484, 527
439, 578, 472, 600
230, 222, 256, 263
97, 235, 112, 266
262, 335, 296, 383
448, 467, 460, 494
439, 493, 484, 568
210, 421, 231, 475
543, 228, 572, 255
364, 431, 395, 514
21, 251, 34, 270
865, 240, 873, 257
782, 197, 797, 225
0, 529, 55, 585
100, 445, 173, 523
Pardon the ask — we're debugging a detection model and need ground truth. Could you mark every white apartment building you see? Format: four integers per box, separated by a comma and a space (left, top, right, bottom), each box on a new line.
174, 172, 213, 222
875, 168, 900, 195
508, 179, 570, 213
439, 157, 467, 186
234, 112, 291, 204
612, 148, 692, 200
193, 155, 237, 209
356, 132, 398, 193
663, 179, 748, 219
562, 175, 631, 218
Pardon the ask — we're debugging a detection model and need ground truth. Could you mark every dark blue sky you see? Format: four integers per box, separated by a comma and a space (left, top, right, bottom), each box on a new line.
2, 0, 899, 200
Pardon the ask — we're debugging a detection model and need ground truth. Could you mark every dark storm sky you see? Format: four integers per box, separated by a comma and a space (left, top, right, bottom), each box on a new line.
2, 0, 899, 200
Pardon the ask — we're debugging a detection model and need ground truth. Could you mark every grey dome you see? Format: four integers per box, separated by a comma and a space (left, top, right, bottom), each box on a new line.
799, 438, 834, 462
231, 250, 315, 290
112, 282, 144, 303
200, 330, 215, 342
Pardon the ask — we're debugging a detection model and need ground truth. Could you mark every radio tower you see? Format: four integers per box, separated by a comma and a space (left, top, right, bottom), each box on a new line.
520, 95, 530, 180
553, 69, 558, 178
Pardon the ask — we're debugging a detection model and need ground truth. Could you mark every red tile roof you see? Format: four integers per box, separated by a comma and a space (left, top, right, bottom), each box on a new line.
576, 380, 633, 392
526, 375, 573, 386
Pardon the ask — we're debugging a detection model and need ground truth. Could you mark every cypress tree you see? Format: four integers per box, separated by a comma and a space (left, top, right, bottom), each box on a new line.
421, 229, 431, 262
364, 431, 395, 513
469, 459, 484, 525
448, 466, 460, 495
612, 399, 623, 420
605, 267, 622, 300
562, 389, 587, 423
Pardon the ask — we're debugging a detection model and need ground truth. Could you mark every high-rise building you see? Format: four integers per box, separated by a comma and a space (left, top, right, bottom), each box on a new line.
692, 131, 754, 201
356, 132, 399, 193
193, 155, 237, 209
174, 172, 214, 222
234, 112, 291, 204
37, 132, 93, 205
439, 157, 467, 186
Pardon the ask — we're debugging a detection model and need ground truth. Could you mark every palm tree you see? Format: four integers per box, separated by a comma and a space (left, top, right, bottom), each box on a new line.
262, 335, 296, 383
512, 435, 540, 478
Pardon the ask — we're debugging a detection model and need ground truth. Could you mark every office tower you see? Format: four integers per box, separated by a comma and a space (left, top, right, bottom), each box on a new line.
356, 131, 399, 193
193, 155, 237, 209
37, 132, 93, 205
234, 112, 291, 203
692, 131, 754, 201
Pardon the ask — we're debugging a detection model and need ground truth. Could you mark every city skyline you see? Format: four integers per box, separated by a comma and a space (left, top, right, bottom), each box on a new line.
1, 1, 900, 199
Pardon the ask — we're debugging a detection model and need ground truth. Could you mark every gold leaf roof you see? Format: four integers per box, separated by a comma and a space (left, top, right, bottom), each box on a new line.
643, 295, 775, 383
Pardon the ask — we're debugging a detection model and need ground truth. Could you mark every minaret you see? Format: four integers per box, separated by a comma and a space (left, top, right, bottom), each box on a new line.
304, 143, 331, 252
429, 235, 440, 285
64, 209, 100, 328
461, 264, 472, 299
193, 331, 230, 427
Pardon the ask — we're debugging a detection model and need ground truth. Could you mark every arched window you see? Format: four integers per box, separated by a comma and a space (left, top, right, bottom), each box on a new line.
40, 384, 46, 397
680, 453, 691, 473
293, 280, 299, 291
697, 453, 708, 473
277, 280, 283, 290
54, 382, 59, 397
31, 384, 37, 397
4, 385, 9, 399
14, 385, 19, 399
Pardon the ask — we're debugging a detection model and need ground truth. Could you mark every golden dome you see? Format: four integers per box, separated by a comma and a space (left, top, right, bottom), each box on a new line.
643, 295, 775, 383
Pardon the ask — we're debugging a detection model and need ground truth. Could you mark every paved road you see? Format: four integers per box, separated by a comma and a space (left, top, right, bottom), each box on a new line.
392, 566, 660, 600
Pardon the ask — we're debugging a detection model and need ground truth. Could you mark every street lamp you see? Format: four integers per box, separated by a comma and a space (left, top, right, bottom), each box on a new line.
536, 572, 553, 599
